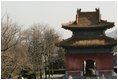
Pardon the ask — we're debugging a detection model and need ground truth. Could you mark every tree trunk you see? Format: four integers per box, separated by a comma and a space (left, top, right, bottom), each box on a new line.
39, 69, 42, 79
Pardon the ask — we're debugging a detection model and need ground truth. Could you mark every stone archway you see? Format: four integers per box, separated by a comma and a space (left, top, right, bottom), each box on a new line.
83, 59, 96, 76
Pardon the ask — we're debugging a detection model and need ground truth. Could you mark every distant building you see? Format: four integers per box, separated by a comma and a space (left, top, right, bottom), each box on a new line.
59, 8, 117, 78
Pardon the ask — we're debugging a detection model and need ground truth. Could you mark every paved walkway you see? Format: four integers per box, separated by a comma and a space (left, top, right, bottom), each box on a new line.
49, 74, 64, 79
40, 74, 117, 79
41, 74, 64, 79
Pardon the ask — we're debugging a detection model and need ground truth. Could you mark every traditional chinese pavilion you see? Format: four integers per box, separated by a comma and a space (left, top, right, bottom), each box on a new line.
59, 8, 117, 78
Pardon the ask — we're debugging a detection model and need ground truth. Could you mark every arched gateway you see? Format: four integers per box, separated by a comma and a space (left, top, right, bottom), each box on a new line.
58, 8, 116, 78
83, 60, 96, 76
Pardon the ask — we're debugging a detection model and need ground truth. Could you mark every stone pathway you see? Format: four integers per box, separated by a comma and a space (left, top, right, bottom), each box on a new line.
48, 74, 64, 79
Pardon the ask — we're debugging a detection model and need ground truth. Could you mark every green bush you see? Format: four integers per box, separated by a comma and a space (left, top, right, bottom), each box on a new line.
46, 69, 65, 74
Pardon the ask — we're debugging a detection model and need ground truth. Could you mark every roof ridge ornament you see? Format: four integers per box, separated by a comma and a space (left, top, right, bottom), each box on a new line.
95, 8, 100, 22
77, 8, 81, 13
95, 8, 100, 12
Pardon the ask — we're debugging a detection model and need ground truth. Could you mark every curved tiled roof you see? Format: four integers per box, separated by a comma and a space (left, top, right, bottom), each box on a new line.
58, 35, 117, 48
62, 20, 114, 30
59, 9, 116, 48
62, 8, 114, 30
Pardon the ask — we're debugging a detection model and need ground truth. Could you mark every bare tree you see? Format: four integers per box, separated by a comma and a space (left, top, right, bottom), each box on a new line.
1, 15, 64, 79
27, 24, 46, 78
1, 15, 21, 52
43, 28, 60, 78
26, 24, 61, 78
1, 15, 22, 78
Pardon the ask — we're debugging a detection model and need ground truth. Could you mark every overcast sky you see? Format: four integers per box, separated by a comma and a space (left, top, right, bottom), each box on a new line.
1, 1, 117, 39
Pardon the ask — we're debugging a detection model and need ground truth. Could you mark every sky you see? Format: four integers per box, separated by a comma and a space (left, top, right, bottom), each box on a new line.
1, 1, 117, 39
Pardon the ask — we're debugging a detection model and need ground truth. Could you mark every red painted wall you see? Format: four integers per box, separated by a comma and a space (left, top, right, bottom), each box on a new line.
65, 53, 113, 71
